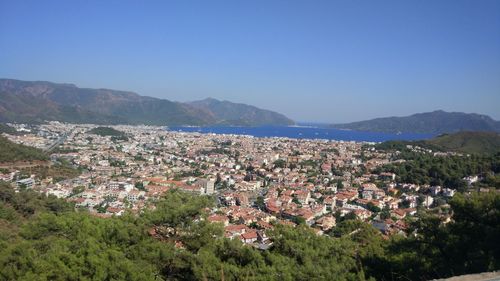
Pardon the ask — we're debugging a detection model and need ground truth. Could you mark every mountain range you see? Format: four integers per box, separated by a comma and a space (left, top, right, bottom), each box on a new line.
0, 79, 294, 126
2, 79, 499, 134
332, 110, 500, 134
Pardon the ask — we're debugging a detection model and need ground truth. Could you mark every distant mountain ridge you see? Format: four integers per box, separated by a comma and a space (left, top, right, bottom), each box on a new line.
188, 98, 294, 126
0, 79, 294, 126
332, 110, 500, 134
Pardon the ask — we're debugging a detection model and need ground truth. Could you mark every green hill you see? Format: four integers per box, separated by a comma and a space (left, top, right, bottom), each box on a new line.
333, 110, 500, 134
88, 127, 126, 137
0, 136, 48, 163
427, 131, 500, 155
377, 131, 500, 155
0, 124, 18, 135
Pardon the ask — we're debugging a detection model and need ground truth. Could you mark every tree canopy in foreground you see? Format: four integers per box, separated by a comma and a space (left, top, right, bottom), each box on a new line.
0, 182, 498, 281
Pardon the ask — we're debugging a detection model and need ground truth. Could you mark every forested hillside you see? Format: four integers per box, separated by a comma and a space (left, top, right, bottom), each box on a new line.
427, 131, 500, 155
0, 136, 48, 163
0, 79, 294, 126
374, 132, 500, 190
0, 183, 498, 281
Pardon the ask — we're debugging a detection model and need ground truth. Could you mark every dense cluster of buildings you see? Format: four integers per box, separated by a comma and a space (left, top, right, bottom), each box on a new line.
1, 122, 471, 246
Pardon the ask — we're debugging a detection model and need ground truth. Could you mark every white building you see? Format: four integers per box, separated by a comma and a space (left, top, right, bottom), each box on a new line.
16, 178, 35, 189
198, 179, 216, 195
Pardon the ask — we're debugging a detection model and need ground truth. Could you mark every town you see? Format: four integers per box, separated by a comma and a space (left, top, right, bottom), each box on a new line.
1, 122, 477, 248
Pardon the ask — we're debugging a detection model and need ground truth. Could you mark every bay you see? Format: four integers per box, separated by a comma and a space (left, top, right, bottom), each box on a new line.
167, 126, 434, 142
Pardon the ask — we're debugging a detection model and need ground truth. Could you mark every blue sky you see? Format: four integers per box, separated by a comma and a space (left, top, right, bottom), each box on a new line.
1, 0, 499, 123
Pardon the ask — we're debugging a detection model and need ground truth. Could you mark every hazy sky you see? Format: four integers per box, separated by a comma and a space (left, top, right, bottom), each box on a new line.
1, 0, 499, 123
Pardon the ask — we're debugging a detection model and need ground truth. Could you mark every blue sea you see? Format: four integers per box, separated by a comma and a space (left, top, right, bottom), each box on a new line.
167, 126, 434, 142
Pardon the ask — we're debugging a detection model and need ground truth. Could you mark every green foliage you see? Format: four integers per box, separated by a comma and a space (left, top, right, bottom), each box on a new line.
376, 131, 500, 155
135, 181, 146, 191
0, 136, 48, 163
427, 131, 500, 155
19, 160, 81, 182
71, 186, 85, 196
366, 202, 381, 213
0, 124, 19, 135
0, 187, 366, 281
368, 192, 500, 280
0, 182, 73, 218
1, 181, 498, 281
0, 212, 176, 281
88, 126, 126, 137
255, 196, 265, 210
273, 159, 286, 168
267, 225, 362, 280
376, 153, 499, 190
144, 189, 214, 227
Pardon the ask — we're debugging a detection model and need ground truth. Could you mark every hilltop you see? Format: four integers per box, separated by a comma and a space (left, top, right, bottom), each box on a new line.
427, 131, 500, 155
189, 98, 294, 126
0, 136, 48, 163
0, 79, 294, 126
88, 127, 126, 137
332, 110, 500, 134
377, 131, 500, 155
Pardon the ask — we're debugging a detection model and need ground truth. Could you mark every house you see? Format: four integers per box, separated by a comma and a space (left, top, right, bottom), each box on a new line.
0, 171, 16, 182
234, 193, 249, 207
335, 194, 350, 207
312, 204, 327, 217
265, 200, 281, 215
297, 208, 315, 225
46, 189, 70, 198
241, 230, 258, 244
422, 195, 434, 208
391, 209, 406, 219
323, 195, 336, 211
225, 224, 248, 238
294, 190, 310, 204
106, 207, 125, 216
235, 181, 261, 191
380, 172, 396, 181
387, 199, 399, 210
256, 220, 273, 230
81, 190, 99, 199
315, 215, 336, 231
16, 178, 35, 189
126, 190, 145, 202
403, 208, 417, 216
443, 188, 456, 197
430, 186, 442, 196
354, 209, 372, 220
361, 183, 386, 200
197, 178, 216, 195
220, 194, 237, 206
257, 230, 269, 243
327, 185, 337, 193
463, 175, 479, 186
108, 181, 133, 192
208, 215, 230, 226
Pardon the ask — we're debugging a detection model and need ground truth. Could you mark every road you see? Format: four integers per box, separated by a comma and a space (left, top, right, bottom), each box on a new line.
44, 129, 73, 152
